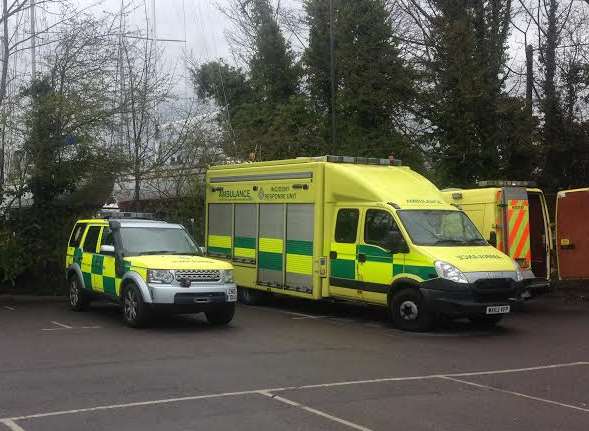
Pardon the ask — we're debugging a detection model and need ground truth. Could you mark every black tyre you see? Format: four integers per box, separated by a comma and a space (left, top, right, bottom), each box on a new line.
469, 314, 503, 329
205, 303, 236, 326
390, 288, 434, 332
238, 287, 266, 305
69, 276, 90, 311
122, 283, 151, 328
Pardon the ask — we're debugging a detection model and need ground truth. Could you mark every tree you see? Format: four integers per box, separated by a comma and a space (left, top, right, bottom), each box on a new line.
303, 0, 419, 163
1, 13, 123, 289
193, 0, 307, 161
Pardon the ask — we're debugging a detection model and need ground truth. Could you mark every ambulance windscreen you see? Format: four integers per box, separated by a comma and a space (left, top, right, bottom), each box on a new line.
120, 227, 200, 257
397, 210, 486, 247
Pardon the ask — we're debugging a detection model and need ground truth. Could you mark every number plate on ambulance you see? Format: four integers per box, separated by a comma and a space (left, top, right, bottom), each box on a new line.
486, 305, 510, 315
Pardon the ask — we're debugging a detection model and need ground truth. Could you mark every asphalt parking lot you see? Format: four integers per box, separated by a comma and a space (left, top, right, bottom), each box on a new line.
1, 295, 588, 431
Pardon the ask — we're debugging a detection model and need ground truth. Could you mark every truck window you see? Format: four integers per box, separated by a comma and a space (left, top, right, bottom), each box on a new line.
69, 223, 87, 247
364, 210, 400, 248
83, 226, 101, 253
335, 209, 359, 243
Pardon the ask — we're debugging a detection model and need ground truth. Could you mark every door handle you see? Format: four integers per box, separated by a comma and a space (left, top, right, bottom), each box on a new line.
357, 253, 367, 263
329, 251, 338, 259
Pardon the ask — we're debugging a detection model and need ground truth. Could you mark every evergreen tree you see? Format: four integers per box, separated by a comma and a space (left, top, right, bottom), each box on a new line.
303, 0, 419, 165
194, 0, 312, 161
423, 0, 529, 186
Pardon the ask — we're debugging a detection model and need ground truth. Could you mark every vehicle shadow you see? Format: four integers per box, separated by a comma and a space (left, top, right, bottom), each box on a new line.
252, 296, 514, 337
80, 300, 237, 333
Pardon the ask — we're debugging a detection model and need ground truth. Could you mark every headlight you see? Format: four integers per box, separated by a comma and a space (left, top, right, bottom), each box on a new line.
147, 269, 175, 284
222, 269, 234, 283
513, 260, 524, 282
434, 261, 468, 284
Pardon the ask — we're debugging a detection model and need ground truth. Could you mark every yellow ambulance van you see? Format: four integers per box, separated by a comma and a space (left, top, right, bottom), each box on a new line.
442, 182, 552, 297
205, 156, 523, 331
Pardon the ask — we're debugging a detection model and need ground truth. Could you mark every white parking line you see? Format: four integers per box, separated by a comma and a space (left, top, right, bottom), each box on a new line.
284, 311, 328, 320
2, 361, 587, 423
441, 376, 589, 413
0, 419, 27, 431
260, 391, 373, 431
3, 306, 16, 311
50, 321, 72, 329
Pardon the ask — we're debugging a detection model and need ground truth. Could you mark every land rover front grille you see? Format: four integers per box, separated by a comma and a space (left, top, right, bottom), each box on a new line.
175, 270, 221, 283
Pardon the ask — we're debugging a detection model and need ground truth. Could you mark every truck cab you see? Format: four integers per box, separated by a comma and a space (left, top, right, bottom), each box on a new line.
442, 182, 552, 297
65, 212, 237, 327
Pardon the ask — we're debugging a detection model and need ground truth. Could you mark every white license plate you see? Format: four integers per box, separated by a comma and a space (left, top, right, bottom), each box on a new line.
486, 305, 510, 315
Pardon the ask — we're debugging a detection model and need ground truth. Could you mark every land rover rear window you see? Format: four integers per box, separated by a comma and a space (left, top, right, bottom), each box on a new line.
82, 226, 101, 253
69, 223, 87, 247
335, 209, 359, 243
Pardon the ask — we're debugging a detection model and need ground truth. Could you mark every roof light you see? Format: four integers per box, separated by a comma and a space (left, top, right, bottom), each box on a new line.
96, 210, 156, 220
477, 180, 537, 188
322, 155, 403, 166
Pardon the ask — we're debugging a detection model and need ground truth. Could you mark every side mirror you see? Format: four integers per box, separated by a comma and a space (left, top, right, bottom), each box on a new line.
489, 231, 497, 247
100, 244, 115, 255
383, 230, 409, 254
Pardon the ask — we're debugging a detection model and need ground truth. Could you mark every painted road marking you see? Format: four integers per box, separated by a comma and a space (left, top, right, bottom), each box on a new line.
260, 391, 373, 431
0, 419, 27, 431
441, 376, 589, 413
3, 306, 16, 311
2, 361, 587, 423
41, 322, 101, 331
51, 321, 72, 329
284, 311, 328, 320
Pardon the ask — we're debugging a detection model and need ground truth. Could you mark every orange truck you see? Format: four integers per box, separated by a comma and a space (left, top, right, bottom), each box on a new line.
555, 188, 589, 281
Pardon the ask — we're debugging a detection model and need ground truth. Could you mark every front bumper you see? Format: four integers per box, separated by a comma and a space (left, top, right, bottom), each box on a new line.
420, 277, 519, 317
520, 272, 552, 298
148, 282, 237, 305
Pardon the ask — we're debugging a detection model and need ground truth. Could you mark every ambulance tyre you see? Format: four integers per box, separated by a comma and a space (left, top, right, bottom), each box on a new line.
69, 276, 89, 311
389, 288, 434, 332
205, 303, 235, 326
122, 283, 150, 328
469, 314, 503, 329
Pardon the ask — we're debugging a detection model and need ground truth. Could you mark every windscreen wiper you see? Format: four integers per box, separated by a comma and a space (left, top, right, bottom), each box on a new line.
433, 239, 466, 245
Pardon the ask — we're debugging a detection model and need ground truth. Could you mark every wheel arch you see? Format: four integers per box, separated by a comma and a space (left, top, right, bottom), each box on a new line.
388, 278, 422, 305
120, 272, 152, 303
66, 264, 84, 288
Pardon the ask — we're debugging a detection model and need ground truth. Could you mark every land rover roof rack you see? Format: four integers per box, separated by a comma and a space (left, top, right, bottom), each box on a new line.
477, 180, 537, 188
302, 155, 403, 166
96, 210, 157, 220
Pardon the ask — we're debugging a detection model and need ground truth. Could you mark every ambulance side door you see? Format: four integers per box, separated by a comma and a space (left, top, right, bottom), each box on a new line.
80, 225, 102, 291
97, 227, 119, 296
329, 207, 361, 300
357, 208, 404, 303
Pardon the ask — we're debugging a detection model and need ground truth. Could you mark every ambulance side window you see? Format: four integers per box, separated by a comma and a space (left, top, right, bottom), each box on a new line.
69, 223, 87, 247
364, 210, 400, 248
101, 228, 114, 247
83, 226, 101, 253
335, 209, 359, 243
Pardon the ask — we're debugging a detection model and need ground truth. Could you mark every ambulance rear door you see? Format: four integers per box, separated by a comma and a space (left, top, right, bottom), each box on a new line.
556, 189, 589, 280
501, 187, 532, 270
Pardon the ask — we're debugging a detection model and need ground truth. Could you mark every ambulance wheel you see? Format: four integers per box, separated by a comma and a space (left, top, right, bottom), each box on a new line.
469, 314, 503, 329
238, 287, 265, 305
69, 276, 89, 311
390, 288, 434, 332
205, 303, 235, 326
122, 283, 150, 328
